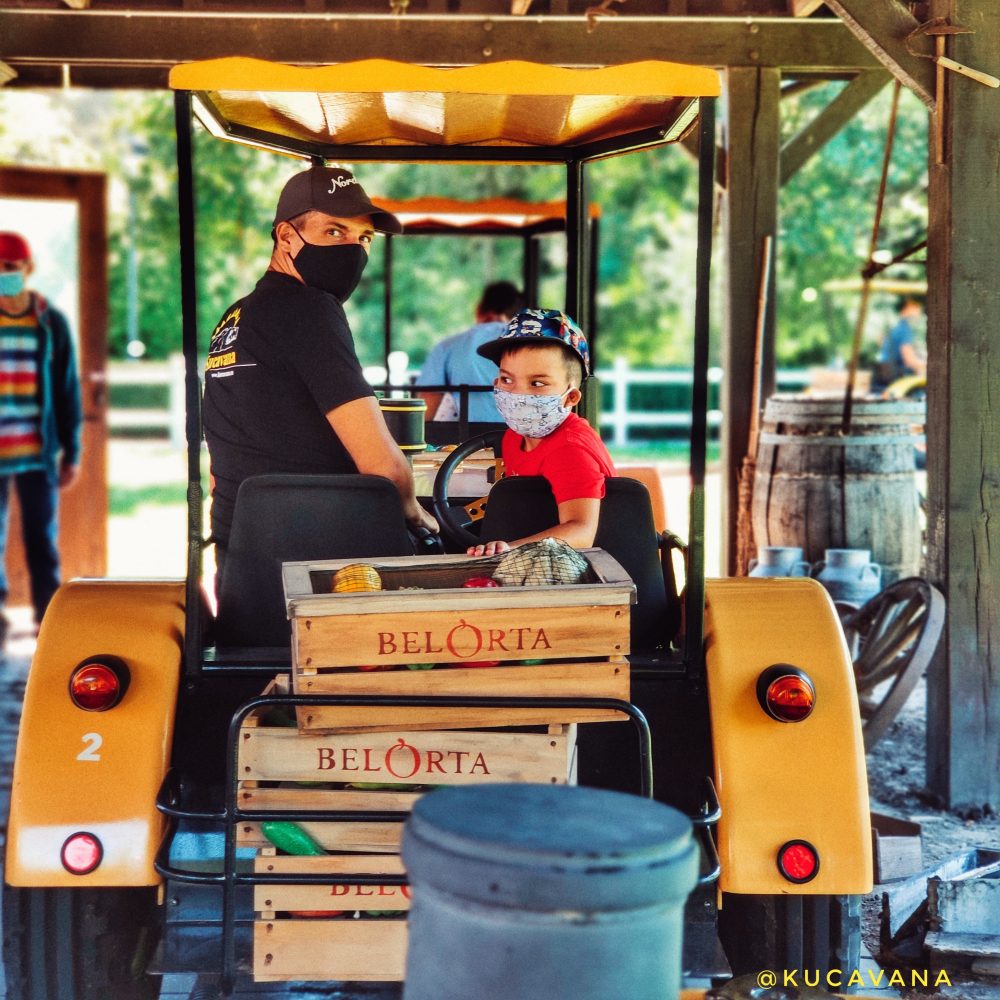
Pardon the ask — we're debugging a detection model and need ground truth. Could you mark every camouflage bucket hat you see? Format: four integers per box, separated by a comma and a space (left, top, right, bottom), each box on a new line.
476, 308, 590, 375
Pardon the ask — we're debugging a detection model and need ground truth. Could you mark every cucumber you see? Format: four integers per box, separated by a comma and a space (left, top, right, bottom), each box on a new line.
261, 821, 326, 856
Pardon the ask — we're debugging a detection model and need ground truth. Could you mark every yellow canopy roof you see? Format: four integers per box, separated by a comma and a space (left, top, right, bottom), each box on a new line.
169, 57, 720, 156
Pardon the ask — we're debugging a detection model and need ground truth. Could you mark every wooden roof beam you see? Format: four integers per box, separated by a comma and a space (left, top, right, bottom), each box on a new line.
0, 11, 884, 89
824, 0, 935, 106
789, 0, 826, 15
780, 68, 891, 184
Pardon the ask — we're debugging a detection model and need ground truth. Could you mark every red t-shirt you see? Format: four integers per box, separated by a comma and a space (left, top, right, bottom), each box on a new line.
502, 412, 616, 505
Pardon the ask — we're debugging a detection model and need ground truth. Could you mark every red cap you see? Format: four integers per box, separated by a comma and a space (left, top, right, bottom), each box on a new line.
0, 233, 31, 263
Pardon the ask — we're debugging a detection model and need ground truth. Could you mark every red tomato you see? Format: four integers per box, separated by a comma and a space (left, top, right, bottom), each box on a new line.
357, 664, 396, 672
458, 660, 502, 669
463, 576, 500, 588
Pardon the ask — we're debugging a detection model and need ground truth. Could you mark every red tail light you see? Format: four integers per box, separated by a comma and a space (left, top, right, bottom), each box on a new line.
756, 664, 815, 722
778, 839, 820, 883
61, 832, 103, 875
69, 656, 129, 711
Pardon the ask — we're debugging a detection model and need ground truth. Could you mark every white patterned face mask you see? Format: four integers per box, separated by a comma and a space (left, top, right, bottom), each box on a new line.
493, 386, 572, 439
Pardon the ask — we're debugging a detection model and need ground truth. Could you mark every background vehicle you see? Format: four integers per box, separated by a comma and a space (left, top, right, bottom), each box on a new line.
372, 195, 600, 445
3, 57, 871, 998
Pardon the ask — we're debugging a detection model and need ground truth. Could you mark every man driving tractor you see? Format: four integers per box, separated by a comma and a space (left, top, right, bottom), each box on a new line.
203, 165, 439, 588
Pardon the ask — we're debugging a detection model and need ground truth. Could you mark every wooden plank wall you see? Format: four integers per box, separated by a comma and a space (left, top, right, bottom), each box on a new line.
925, 0, 1000, 810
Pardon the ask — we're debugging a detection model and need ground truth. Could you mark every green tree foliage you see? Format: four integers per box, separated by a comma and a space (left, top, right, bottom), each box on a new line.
0, 82, 925, 371
777, 81, 927, 366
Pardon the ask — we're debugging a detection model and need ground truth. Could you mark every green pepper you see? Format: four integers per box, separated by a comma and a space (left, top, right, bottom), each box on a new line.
261, 821, 326, 856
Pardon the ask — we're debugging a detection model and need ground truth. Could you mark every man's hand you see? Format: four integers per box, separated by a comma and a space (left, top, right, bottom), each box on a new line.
59, 461, 80, 489
417, 391, 444, 421
409, 504, 439, 535
467, 539, 511, 557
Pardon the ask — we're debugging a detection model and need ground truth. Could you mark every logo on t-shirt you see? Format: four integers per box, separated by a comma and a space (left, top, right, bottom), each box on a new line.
207, 306, 242, 375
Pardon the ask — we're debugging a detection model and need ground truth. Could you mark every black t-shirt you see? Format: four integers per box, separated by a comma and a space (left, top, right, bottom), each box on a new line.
203, 271, 374, 546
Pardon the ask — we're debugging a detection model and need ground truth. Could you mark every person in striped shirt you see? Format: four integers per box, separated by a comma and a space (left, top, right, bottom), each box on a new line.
0, 232, 82, 641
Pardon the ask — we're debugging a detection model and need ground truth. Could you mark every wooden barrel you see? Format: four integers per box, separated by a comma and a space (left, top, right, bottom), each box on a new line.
751, 396, 924, 586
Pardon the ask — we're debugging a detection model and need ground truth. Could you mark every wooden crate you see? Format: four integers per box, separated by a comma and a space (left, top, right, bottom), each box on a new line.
254, 916, 407, 983
238, 718, 576, 851
250, 817, 412, 982
295, 659, 629, 733
240, 722, 577, 784
254, 849, 410, 916
282, 548, 633, 732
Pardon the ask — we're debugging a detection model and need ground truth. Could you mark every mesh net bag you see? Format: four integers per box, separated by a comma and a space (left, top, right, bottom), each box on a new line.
493, 538, 590, 587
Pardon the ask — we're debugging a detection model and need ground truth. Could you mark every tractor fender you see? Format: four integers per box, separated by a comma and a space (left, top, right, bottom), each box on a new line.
6, 579, 185, 888
704, 577, 872, 896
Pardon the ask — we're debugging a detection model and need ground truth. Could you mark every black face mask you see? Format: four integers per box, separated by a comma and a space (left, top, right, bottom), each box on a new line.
290, 230, 368, 302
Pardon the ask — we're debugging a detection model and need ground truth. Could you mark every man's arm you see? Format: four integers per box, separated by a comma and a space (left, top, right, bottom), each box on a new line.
46, 305, 83, 467
899, 342, 927, 376
416, 390, 445, 421
468, 497, 600, 557
326, 396, 438, 533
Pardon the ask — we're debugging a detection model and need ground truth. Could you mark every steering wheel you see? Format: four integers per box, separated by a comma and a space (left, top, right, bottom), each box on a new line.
431, 430, 505, 549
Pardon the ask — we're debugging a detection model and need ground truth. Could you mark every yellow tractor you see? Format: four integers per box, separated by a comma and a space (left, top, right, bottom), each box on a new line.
3, 57, 872, 998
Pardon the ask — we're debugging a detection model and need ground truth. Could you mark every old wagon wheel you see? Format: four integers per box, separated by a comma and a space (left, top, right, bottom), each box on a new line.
839, 577, 945, 752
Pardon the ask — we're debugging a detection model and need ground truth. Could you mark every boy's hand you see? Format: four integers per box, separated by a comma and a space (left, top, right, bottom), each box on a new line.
467, 540, 511, 557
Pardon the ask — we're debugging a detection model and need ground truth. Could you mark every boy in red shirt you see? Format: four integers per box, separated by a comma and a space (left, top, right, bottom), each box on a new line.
468, 308, 616, 556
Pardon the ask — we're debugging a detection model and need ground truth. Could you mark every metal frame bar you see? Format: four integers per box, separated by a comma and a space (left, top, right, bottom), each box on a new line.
682, 96, 716, 676
175, 89, 205, 680
565, 157, 586, 322
587, 215, 600, 369
523, 234, 538, 304
383, 234, 394, 368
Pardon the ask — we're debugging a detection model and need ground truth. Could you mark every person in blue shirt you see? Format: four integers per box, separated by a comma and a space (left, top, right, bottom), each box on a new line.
416, 281, 524, 424
872, 296, 926, 393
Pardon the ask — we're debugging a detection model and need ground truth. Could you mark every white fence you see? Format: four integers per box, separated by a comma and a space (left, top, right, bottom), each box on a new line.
108, 354, 812, 448
599, 357, 721, 448
108, 355, 186, 448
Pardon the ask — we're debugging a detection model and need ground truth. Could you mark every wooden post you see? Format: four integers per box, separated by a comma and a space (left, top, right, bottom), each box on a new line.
720, 67, 781, 574
925, 0, 1000, 810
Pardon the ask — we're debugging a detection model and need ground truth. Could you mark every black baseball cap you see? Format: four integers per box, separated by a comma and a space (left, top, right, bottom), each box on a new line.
272, 166, 403, 234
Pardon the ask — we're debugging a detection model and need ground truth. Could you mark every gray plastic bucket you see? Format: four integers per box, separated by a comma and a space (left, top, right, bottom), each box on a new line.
401, 783, 698, 1000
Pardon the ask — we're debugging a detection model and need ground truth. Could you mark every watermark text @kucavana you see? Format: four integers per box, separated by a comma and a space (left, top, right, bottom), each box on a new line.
755, 968, 952, 990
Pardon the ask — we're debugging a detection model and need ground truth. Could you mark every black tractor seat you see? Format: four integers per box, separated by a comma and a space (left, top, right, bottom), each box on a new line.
212, 473, 418, 649
479, 475, 683, 655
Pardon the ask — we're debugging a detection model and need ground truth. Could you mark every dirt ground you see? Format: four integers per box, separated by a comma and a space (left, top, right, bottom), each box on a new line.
863, 679, 1000, 999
